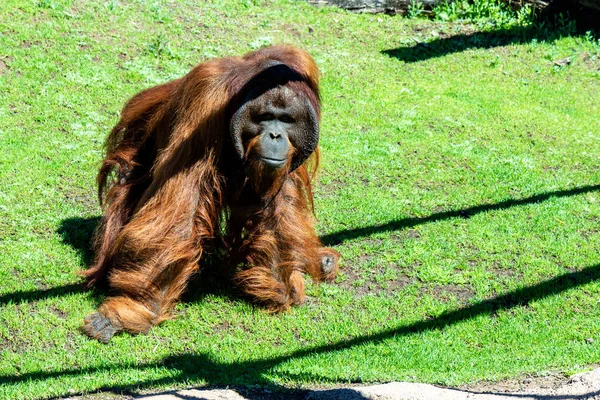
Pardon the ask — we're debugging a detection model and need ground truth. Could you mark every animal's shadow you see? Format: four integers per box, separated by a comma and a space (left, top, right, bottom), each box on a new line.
56, 216, 245, 304
381, 22, 596, 64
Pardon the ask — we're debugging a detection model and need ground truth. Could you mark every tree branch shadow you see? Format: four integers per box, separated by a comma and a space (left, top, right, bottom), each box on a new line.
381, 24, 586, 64
321, 184, 600, 246
0, 283, 85, 307
2, 184, 596, 307
2, 262, 600, 398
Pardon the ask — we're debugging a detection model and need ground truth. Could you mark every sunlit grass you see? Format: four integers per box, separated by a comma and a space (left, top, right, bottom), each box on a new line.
1, 1, 599, 399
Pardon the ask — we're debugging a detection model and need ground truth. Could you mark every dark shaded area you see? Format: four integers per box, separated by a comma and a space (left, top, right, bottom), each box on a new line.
181, 253, 243, 304
322, 0, 600, 32
0, 283, 85, 307
2, 262, 600, 399
57, 216, 99, 266
541, 0, 600, 32
6, 183, 589, 307
321, 184, 600, 246
56, 216, 242, 305
382, 22, 594, 64
59, 185, 600, 256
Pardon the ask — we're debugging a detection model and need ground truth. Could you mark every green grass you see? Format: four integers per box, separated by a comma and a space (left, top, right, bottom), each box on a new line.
1, 1, 600, 399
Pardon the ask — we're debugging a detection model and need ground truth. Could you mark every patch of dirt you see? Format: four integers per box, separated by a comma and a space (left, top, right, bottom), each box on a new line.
490, 265, 519, 279
0, 58, 9, 75
280, 23, 302, 38
578, 227, 600, 239
209, 315, 254, 336
63, 190, 98, 211
336, 266, 370, 296
337, 259, 415, 297
427, 283, 475, 304
315, 178, 347, 198
21, 40, 41, 48
362, 237, 384, 247
0, 336, 12, 353
0, 308, 34, 354
36, 279, 49, 290
384, 273, 414, 293
49, 305, 69, 319
31, 225, 54, 238
581, 51, 600, 71
408, 20, 477, 38
459, 365, 600, 399
390, 229, 421, 241
463, 371, 569, 394
211, 320, 233, 334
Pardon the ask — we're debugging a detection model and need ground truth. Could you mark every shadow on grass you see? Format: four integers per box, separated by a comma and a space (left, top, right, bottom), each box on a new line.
56, 215, 99, 266
381, 24, 585, 63
1, 262, 600, 399
1, 184, 597, 307
0, 283, 85, 307
321, 184, 600, 246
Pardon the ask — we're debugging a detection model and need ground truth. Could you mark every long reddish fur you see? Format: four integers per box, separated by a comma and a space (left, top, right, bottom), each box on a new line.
83, 45, 338, 337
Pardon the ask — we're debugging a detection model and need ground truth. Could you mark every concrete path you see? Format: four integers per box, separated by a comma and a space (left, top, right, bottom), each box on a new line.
138, 367, 600, 400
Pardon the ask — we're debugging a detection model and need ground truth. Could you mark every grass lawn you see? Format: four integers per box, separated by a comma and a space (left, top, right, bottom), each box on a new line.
1, 0, 600, 399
